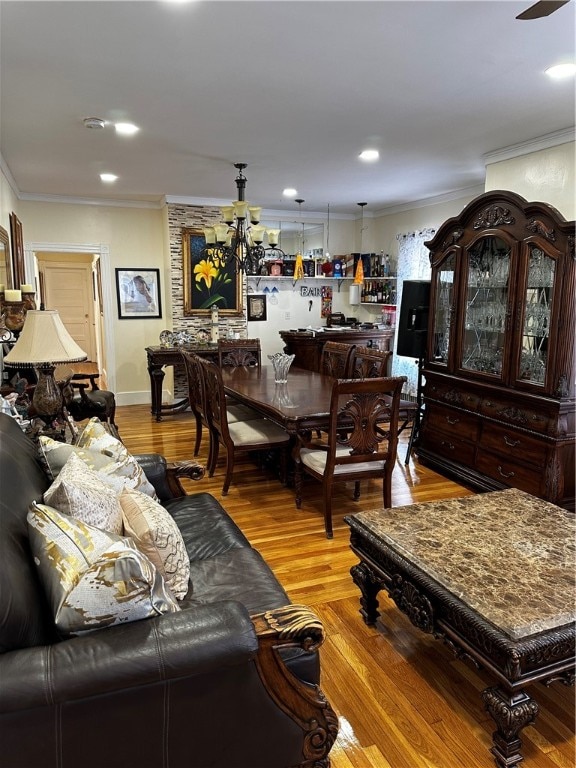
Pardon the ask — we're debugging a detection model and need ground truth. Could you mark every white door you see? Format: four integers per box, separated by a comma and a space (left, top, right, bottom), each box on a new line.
39, 260, 97, 361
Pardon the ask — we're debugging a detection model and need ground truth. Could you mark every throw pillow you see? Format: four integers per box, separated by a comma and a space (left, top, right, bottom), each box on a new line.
39, 435, 156, 498
27, 502, 180, 637
120, 488, 191, 600
43, 452, 123, 534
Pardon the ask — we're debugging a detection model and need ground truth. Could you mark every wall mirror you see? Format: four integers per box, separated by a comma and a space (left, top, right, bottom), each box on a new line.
261, 221, 324, 258
0, 225, 12, 289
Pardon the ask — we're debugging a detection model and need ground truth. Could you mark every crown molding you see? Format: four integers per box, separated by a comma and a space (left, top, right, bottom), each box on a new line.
165, 196, 356, 222
483, 127, 575, 165
374, 184, 485, 217
18, 192, 164, 210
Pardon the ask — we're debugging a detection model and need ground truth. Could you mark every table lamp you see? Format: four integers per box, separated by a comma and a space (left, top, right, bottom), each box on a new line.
4, 309, 87, 425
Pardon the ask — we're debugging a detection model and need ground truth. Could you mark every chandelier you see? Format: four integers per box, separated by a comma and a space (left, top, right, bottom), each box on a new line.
201, 163, 285, 275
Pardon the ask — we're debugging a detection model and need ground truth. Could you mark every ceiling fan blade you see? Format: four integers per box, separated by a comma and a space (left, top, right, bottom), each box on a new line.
516, 0, 569, 20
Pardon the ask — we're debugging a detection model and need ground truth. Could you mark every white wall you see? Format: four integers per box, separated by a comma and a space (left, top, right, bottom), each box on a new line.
17, 199, 168, 405
485, 141, 575, 220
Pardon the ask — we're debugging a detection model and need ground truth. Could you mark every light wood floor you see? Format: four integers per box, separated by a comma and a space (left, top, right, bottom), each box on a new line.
116, 404, 575, 768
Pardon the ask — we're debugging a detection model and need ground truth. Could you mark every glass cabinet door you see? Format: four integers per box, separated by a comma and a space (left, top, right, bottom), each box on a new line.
517, 245, 555, 387
431, 252, 456, 365
460, 236, 511, 379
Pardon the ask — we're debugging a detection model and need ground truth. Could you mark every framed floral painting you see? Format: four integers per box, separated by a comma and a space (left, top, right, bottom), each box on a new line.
182, 228, 242, 316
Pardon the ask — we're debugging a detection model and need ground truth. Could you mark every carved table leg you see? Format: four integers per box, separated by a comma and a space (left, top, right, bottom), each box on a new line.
350, 561, 381, 626
482, 686, 539, 768
149, 365, 165, 421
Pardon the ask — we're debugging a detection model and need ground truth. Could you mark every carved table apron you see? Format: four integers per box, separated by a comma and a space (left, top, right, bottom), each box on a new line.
345, 488, 575, 768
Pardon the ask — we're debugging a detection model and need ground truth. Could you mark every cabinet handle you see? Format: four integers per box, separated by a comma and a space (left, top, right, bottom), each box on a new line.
503, 436, 520, 448
440, 441, 455, 450
445, 416, 459, 425
497, 465, 515, 479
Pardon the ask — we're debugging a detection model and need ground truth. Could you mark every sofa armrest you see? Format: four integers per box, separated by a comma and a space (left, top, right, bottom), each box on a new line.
252, 604, 339, 763
0, 602, 256, 714
134, 453, 204, 500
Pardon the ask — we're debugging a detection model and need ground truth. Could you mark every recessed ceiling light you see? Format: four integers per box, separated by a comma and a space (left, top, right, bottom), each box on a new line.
359, 149, 379, 162
115, 122, 139, 136
545, 63, 576, 79
100, 173, 118, 183
283, 188, 298, 198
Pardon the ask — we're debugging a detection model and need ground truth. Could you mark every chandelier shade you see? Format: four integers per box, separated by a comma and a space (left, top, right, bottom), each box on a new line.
200, 163, 285, 274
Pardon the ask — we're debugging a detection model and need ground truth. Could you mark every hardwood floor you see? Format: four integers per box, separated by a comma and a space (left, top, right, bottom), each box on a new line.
116, 404, 575, 768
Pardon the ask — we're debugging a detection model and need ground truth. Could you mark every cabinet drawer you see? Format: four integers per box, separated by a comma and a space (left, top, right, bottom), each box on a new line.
479, 424, 545, 468
426, 382, 481, 411
479, 398, 550, 434
475, 450, 544, 496
425, 408, 479, 442
419, 427, 477, 465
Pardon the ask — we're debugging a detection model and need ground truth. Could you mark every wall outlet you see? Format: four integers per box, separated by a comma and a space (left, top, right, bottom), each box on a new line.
284, 311, 290, 320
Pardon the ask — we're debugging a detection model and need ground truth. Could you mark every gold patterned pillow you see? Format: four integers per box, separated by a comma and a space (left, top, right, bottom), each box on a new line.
120, 488, 191, 600
27, 502, 180, 637
39, 435, 156, 498
43, 452, 124, 534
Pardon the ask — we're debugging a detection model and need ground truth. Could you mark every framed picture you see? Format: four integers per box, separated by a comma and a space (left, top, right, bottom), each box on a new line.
182, 227, 242, 316
0, 225, 12, 290
247, 293, 267, 322
115, 268, 162, 319
9, 213, 24, 287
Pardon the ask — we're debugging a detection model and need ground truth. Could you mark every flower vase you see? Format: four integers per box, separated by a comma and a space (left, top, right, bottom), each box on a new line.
267, 352, 295, 384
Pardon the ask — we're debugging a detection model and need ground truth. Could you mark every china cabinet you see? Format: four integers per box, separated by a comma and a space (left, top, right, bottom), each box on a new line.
417, 190, 575, 510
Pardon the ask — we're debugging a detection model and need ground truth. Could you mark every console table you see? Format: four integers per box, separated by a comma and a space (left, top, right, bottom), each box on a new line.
145, 344, 218, 421
345, 488, 575, 768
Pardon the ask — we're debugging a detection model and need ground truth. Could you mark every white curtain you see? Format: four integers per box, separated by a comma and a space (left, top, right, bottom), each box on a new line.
391, 228, 435, 397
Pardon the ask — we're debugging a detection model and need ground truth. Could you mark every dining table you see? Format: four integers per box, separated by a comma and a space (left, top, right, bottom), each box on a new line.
221, 364, 335, 435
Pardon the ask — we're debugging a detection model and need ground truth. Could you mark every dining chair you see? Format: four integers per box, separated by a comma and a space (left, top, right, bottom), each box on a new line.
199, 357, 291, 496
181, 351, 261, 467
294, 375, 406, 538
347, 347, 418, 462
348, 346, 392, 378
319, 341, 355, 378
180, 350, 214, 463
218, 338, 261, 369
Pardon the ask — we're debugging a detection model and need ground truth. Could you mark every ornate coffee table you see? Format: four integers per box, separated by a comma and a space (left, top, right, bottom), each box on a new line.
345, 488, 575, 767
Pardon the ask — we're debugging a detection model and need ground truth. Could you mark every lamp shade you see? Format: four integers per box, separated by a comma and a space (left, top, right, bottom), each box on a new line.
4, 310, 88, 367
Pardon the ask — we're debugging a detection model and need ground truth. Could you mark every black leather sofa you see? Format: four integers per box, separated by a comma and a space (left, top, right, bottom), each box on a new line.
0, 413, 338, 768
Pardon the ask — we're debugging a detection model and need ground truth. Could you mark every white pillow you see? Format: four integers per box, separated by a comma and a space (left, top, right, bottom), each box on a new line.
43, 452, 123, 534
28, 502, 180, 637
75, 418, 157, 497
120, 488, 191, 600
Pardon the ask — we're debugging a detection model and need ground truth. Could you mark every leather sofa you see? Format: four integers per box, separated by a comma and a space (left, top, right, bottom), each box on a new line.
0, 413, 338, 768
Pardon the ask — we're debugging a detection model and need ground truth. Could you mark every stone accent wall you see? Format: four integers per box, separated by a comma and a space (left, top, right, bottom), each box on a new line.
167, 203, 248, 396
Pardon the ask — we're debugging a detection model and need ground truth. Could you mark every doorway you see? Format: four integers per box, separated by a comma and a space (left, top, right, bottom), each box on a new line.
37, 254, 97, 361
25, 241, 116, 395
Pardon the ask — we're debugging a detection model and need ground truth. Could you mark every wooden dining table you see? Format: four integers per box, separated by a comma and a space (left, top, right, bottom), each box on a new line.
221, 364, 335, 435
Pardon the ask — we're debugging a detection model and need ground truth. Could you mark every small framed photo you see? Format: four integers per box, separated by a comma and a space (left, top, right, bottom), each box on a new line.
116, 268, 162, 319
247, 294, 267, 322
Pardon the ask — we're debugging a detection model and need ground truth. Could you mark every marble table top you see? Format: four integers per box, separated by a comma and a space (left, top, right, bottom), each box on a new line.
353, 488, 576, 642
